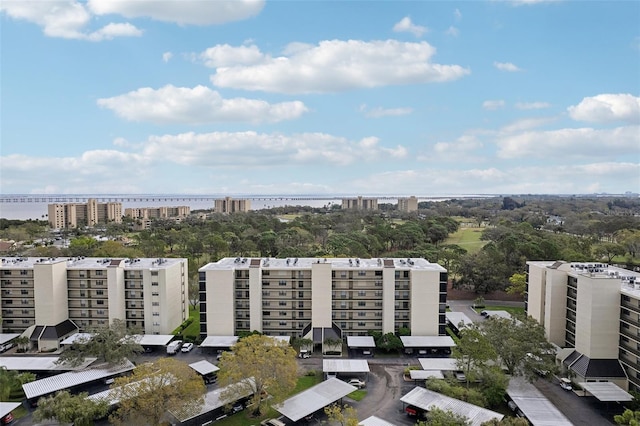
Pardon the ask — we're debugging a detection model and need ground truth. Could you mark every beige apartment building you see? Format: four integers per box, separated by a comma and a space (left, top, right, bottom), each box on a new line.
48, 199, 123, 229
341, 196, 378, 211
527, 261, 640, 391
199, 257, 447, 341
125, 206, 191, 230
397, 196, 419, 213
0, 257, 187, 336
214, 197, 251, 214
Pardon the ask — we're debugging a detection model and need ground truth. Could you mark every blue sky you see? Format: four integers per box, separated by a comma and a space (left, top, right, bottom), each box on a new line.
1, 0, 639, 197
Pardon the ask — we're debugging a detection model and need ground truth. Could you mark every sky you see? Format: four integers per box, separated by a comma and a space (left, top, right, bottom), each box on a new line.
1, 0, 639, 197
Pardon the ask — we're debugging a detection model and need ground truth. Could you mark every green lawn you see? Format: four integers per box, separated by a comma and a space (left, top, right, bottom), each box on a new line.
183, 306, 200, 338
444, 227, 487, 254
214, 372, 322, 426
474, 305, 525, 317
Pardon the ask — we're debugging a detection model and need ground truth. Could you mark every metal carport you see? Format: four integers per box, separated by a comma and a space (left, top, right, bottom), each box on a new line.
274, 378, 357, 422
507, 376, 572, 426
578, 382, 633, 401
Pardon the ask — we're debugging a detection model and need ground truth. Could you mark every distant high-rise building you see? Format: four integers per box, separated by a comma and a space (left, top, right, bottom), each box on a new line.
214, 197, 251, 213
341, 196, 378, 211
48, 199, 122, 229
397, 196, 418, 212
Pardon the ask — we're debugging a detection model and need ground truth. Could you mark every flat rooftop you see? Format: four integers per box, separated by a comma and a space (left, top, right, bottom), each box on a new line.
400, 336, 456, 348
323, 359, 370, 373
200, 257, 446, 272
274, 378, 357, 422
0, 256, 184, 270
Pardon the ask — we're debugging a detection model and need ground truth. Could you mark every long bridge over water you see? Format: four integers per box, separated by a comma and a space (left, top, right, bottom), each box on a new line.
0, 194, 461, 204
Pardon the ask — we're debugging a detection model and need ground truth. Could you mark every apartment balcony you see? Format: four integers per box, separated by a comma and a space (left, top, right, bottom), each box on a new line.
621, 316, 640, 329
125, 283, 143, 290
125, 292, 144, 300
620, 340, 640, 359
622, 299, 640, 314
620, 327, 640, 344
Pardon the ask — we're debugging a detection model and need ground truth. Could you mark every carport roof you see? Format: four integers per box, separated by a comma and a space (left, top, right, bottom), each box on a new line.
346, 336, 375, 348
0, 402, 21, 419
507, 376, 572, 426
130, 334, 175, 346
60, 333, 94, 345
0, 333, 20, 345
200, 336, 239, 348
400, 386, 503, 426
22, 360, 135, 399
578, 382, 634, 401
418, 358, 458, 371
446, 312, 474, 329
410, 370, 444, 380
189, 360, 220, 376
274, 378, 357, 422
359, 415, 397, 426
400, 336, 456, 348
323, 359, 370, 373
0, 356, 96, 371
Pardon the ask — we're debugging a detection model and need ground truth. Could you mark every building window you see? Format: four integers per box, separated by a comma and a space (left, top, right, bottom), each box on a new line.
279, 311, 287, 316
20, 289, 28, 295
358, 312, 366, 317
151, 271, 159, 276
262, 301, 271, 306
95, 270, 103, 276
279, 301, 287, 306
20, 270, 28, 276
358, 290, 366, 296
96, 300, 104, 305
279, 280, 287, 286
152, 292, 159, 296
152, 282, 158, 286
358, 301, 366, 307
96, 290, 104, 295
358, 271, 366, 276
152, 312, 159, 316
279, 321, 287, 326
298, 291, 304, 298
152, 302, 160, 306
279, 291, 287, 296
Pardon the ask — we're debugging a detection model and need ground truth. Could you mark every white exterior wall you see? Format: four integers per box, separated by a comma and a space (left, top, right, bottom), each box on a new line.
382, 267, 396, 334
106, 264, 125, 326
249, 267, 262, 331
311, 262, 332, 328
34, 261, 68, 325
156, 261, 187, 334
545, 268, 569, 346
575, 275, 620, 359
410, 269, 440, 335
526, 263, 547, 325
205, 269, 235, 335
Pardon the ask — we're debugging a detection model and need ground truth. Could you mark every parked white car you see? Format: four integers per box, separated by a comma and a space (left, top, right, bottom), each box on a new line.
560, 378, 573, 391
181, 342, 194, 353
346, 378, 366, 388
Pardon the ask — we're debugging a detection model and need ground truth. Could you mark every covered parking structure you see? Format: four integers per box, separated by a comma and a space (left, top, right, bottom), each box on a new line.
130, 334, 176, 352
578, 381, 633, 402
400, 336, 455, 357
22, 360, 135, 403
506, 376, 572, 426
359, 416, 396, 426
346, 336, 375, 357
0, 402, 21, 423
168, 378, 257, 426
0, 356, 96, 373
189, 360, 220, 384
199, 336, 239, 355
446, 312, 473, 336
323, 359, 370, 380
400, 386, 503, 426
274, 377, 357, 423
0, 333, 20, 352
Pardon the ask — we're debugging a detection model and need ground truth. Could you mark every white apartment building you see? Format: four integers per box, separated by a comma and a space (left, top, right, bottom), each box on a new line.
397, 196, 419, 213
527, 261, 640, 391
214, 197, 251, 214
199, 257, 447, 341
48, 199, 123, 229
0, 257, 187, 336
341, 197, 378, 211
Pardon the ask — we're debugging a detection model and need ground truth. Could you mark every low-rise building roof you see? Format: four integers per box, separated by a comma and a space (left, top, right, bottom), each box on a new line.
323, 359, 370, 373
274, 378, 357, 422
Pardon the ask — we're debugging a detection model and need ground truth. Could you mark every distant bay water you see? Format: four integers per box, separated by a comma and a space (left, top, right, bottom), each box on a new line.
0, 194, 484, 221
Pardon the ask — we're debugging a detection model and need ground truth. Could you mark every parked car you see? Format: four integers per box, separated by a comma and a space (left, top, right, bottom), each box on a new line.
560, 378, 573, 391
181, 342, 194, 353
1, 412, 14, 425
480, 310, 489, 317
166, 340, 183, 355
346, 378, 366, 388
455, 371, 467, 382
298, 350, 310, 358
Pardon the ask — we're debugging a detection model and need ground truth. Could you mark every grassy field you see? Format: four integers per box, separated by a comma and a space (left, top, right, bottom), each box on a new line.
473, 305, 526, 317
215, 372, 322, 426
444, 227, 487, 254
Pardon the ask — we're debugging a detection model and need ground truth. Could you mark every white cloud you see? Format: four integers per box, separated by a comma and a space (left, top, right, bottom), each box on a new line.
483, 100, 505, 110
494, 61, 522, 72
360, 104, 413, 118
496, 126, 640, 159
87, 0, 265, 25
445, 26, 459, 37
0, 1, 142, 41
454, 8, 462, 20
142, 131, 407, 167
162, 52, 173, 63
209, 40, 470, 94
393, 16, 427, 37
97, 85, 308, 124
200, 44, 265, 68
568, 94, 640, 124
515, 101, 551, 110
431, 134, 484, 160
500, 117, 556, 133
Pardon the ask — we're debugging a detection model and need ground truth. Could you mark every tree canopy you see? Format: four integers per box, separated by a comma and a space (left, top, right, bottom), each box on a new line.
56, 319, 143, 367
108, 357, 206, 426
217, 334, 298, 416
33, 391, 109, 426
